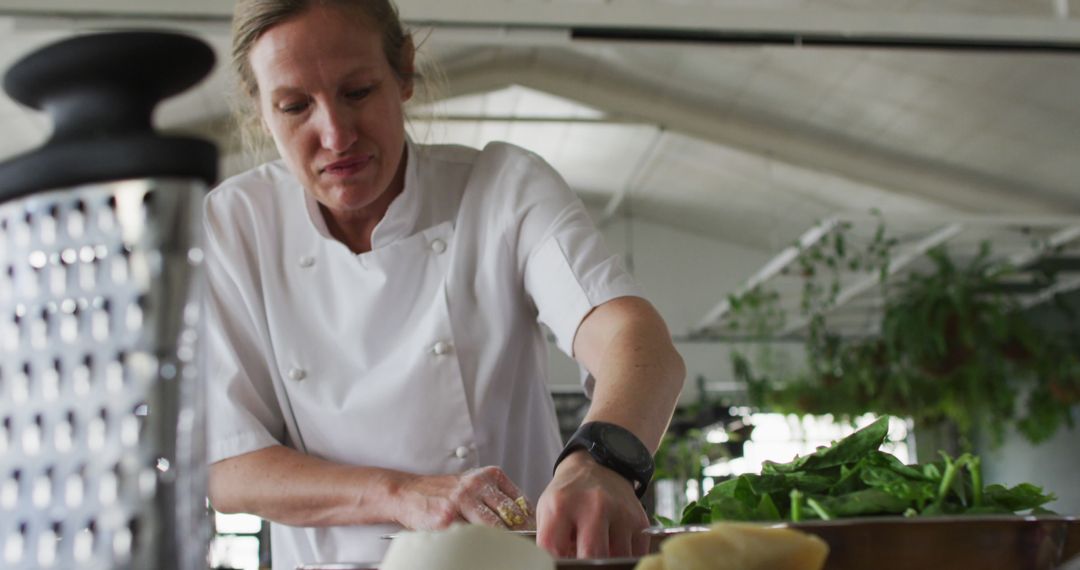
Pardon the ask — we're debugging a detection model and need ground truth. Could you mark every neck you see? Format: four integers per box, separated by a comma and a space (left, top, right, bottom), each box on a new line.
320, 149, 408, 254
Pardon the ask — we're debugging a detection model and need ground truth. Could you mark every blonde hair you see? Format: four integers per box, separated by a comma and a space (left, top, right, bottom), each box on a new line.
229, 0, 434, 159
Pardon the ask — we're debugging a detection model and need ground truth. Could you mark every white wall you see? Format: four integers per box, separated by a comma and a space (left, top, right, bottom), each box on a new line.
974, 300, 1080, 515
977, 418, 1080, 515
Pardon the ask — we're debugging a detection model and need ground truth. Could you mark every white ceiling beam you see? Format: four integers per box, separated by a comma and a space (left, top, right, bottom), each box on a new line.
2, 1, 1080, 46
599, 127, 666, 226
689, 216, 1080, 337
773, 222, 965, 337
692, 218, 842, 336
441, 56, 1079, 218
1007, 225, 1080, 269
1022, 276, 1080, 309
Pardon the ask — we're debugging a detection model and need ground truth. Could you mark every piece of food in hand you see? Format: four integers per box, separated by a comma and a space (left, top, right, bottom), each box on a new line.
655, 523, 828, 570
380, 524, 553, 570
496, 497, 532, 528
516, 495, 532, 517
497, 503, 525, 527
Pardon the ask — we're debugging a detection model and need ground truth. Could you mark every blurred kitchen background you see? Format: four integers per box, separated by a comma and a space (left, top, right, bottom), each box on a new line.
3, 1, 1080, 568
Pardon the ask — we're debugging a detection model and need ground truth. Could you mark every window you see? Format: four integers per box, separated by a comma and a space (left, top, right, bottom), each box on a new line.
210, 512, 266, 570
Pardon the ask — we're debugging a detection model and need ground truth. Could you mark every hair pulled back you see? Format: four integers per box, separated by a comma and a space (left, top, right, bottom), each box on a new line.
229, 0, 417, 158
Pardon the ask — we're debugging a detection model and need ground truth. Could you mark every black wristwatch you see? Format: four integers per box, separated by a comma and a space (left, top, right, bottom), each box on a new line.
554, 421, 655, 499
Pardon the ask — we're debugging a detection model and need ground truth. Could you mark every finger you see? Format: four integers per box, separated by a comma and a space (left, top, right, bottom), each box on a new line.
632, 526, 652, 557
493, 497, 528, 528
609, 525, 633, 558
577, 515, 610, 559
476, 475, 529, 529
628, 506, 652, 556
518, 496, 537, 530
485, 468, 531, 526
460, 498, 509, 529
456, 468, 516, 528
477, 486, 525, 527
487, 466, 525, 500
537, 513, 575, 559
483, 494, 524, 528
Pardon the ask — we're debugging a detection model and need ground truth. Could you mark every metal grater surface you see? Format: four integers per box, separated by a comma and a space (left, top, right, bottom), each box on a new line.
0, 178, 208, 569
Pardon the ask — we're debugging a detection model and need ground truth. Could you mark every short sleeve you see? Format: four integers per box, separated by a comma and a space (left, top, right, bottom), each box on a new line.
202, 189, 287, 464
488, 144, 642, 359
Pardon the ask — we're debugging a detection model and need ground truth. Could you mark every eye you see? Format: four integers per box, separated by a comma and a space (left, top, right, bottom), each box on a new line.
277, 99, 310, 115
345, 86, 374, 101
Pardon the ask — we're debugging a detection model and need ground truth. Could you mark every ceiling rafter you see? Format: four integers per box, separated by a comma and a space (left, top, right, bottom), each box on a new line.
440, 53, 1079, 216
692, 215, 1080, 339
2, 1, 1080, 47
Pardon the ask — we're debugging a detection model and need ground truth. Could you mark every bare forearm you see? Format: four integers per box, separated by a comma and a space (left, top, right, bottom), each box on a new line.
209, 445, 404, 527
540, 298, 682, 559
575, 297, 686, 452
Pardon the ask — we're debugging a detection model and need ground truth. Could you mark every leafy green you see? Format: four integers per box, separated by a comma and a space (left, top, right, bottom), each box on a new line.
680, 501, 711, 525
764, 415, 888, 473
816, 488, 910, 517
982, 483, 1057, 512
678, 416, 1058, 524
755, 493, 782, 521
654, 515, 677, 527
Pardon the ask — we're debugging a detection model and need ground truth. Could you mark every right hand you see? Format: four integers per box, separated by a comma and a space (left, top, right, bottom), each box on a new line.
393, 466, 536, 531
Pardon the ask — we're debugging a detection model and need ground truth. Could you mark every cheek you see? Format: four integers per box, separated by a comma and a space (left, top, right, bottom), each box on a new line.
363, 103, 406, 147
266, 118, 311, 156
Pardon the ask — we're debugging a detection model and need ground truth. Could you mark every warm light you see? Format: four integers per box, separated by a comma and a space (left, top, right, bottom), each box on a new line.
705, 428, 730, 443
215, 513, 263, 535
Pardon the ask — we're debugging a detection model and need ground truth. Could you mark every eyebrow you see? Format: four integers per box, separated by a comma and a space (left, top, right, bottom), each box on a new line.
266, 66, 382, 100
269, 86, 304, 100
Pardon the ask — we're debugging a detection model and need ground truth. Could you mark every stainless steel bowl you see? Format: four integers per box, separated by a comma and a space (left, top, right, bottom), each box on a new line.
645, 515, 1078, 570
297, 557, 639, 570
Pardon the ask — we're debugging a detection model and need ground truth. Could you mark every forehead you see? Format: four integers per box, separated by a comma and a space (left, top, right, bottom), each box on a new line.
249, 5, 386, 90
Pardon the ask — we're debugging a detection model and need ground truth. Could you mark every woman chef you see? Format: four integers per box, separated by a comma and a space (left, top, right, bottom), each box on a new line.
204, 0, 686, 568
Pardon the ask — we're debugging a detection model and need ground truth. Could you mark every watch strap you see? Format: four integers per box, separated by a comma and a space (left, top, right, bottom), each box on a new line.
554, 421, 654, 499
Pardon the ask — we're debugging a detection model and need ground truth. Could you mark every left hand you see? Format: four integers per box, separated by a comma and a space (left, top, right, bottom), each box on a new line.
535, 450, 651, 559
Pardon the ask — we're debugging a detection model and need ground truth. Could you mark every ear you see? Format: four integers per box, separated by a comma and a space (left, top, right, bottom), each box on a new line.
399, 36, 415, 102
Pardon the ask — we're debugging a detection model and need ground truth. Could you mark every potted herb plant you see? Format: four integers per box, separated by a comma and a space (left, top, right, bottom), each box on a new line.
728, 223, 1080, 450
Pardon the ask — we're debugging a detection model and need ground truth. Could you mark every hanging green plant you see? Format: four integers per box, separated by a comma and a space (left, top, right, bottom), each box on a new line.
728, 221, 1080, 447
653, 428, 729, 483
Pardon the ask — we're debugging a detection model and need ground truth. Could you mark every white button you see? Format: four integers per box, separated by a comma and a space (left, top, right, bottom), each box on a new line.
432, 341, 452, 356
454, 446, 469, 459
430, 239, 447, 254
288, 368, 306, 381
298, 256, 315, 268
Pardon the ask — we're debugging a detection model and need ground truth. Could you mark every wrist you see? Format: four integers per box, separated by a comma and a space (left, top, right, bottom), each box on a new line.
380, 469, 418, 526
553, 448, 593, 477
554, 449, 641, 498
554, 421, 655, 499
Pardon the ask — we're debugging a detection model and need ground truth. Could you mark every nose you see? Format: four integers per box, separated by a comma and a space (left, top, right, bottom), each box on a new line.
317, 103, 357, 153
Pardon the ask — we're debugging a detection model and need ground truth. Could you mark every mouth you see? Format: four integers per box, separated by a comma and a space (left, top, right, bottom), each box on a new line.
320, 155, 372, 177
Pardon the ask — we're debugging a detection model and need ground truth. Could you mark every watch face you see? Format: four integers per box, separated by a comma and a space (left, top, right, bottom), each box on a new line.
602, 424, 646, 463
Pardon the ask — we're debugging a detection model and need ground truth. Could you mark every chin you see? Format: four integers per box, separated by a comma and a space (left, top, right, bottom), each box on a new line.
326, 188, 381, 212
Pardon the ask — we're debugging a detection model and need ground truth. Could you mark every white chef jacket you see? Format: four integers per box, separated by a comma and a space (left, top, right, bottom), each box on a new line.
203, 140, 642, 569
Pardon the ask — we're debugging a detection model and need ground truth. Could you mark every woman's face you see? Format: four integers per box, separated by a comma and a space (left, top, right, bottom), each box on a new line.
249, 4, 412, 216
